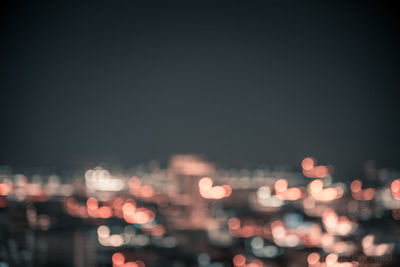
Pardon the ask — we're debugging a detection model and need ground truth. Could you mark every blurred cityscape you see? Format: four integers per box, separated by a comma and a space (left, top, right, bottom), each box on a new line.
1, 155, 400, 267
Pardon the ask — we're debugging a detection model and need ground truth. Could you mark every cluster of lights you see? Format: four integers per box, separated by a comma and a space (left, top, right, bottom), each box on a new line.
64, 196, 155, 224
361, 235, 394, 257
228, 156, 400, 266
128, 177, 155, 199
254, 186, 284, 209
198, 177, 232, 199
233, 254, 264, 267
111, 252, 145, 267
228, 217, 267, 239
85, 167, 125, 192
302, 157, 332, 178
1, 155, 400, 267
274, 179, 303, 201
307, 252, 357, 267
321, 209, 357, 236
0, 174, 73, 204
350, 180, 376, 201
308, 179, 343, 202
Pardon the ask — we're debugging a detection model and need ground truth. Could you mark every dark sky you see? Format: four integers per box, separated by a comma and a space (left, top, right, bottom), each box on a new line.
1, 0, 399, 178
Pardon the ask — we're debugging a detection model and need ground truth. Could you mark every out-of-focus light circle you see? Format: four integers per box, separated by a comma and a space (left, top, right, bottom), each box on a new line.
257, 186, 271, 199
307, 252, 320, 265
97, 225, 110, 238
251, 237, 264, 249
199, 177, 213, 191
232, 254, 246, 266
112, 252, 125, 265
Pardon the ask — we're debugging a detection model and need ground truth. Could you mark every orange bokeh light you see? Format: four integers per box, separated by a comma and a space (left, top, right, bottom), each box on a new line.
302, 157, 315, 171
275, 179, 288, 193
233, 254, 246, 266
391, 179, 400, 200
0, 184, 10, 196
307, 252, 320, 265
228, 217, 241, 230
112, 252, 125, 266
199, 177, 213, 191
86, 197, 98, 210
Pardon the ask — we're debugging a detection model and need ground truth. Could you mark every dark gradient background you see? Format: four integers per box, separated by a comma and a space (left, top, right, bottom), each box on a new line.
1, 0, 399, 178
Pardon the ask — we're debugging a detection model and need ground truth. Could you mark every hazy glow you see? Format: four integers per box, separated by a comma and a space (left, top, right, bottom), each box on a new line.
199, 177, 232, 199
85, 167, 125, 192
0, 184, 10, 196
274, 179, 303, 201
307, 252, 320, 265
112, 252, 125, 266
302, 157, 332, 178
362, 235, 394, 256
233, 254, 246, 266
308, 179, 342, 202
350, 180, 376, 201
322, 209, 356, 236
391, 179, 400, 200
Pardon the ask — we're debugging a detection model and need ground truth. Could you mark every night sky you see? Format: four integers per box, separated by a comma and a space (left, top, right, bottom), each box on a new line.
1, 0, 399, 178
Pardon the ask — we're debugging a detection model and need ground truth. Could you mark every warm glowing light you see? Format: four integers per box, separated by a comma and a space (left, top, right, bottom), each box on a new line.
85, 167, 124, 192
283, 187, 302, 200
350, 180, 362, 193
87, 197, 99, 210
110, 234, 124, 247
271, 180, 303, 201
122, 202, 136, 216
308, 180, 342, 202
233, 254, 246, 266
222, 185, 232, 197
313, 166, 329, 178
125, 208, 155, 224
392, 179, 400, 193
362, 235, 374, 248
362, 188, 375, 201
246, 259, 263, 267
240, 225, 254, 238
151, 225, 165, 236
322, 209, 356, 236
113, 197, 124, 209
362, 234, 394, 256
228, 217, 241, 230
302, 157, 332, 178
307, 252, 320, 265
257, 186, 271, 199
391, 179, 400, 200
129, 177, 141, 190
275, 179, 288, 193
112, 252, 125, 265
97, 225, 110, 238
170, 155, 213, 176
98, 206, 113, 218
0, 184, 10, 196
310, 179, 323, 192
302, 157, 315, 171
321, 233, 334, 248
350, 180, 376, 201
210, 186, 225, 198
199, 177, 213, 191
325, 253, 338, 265
199, 177, 231, 199
140, 185, 155, 198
